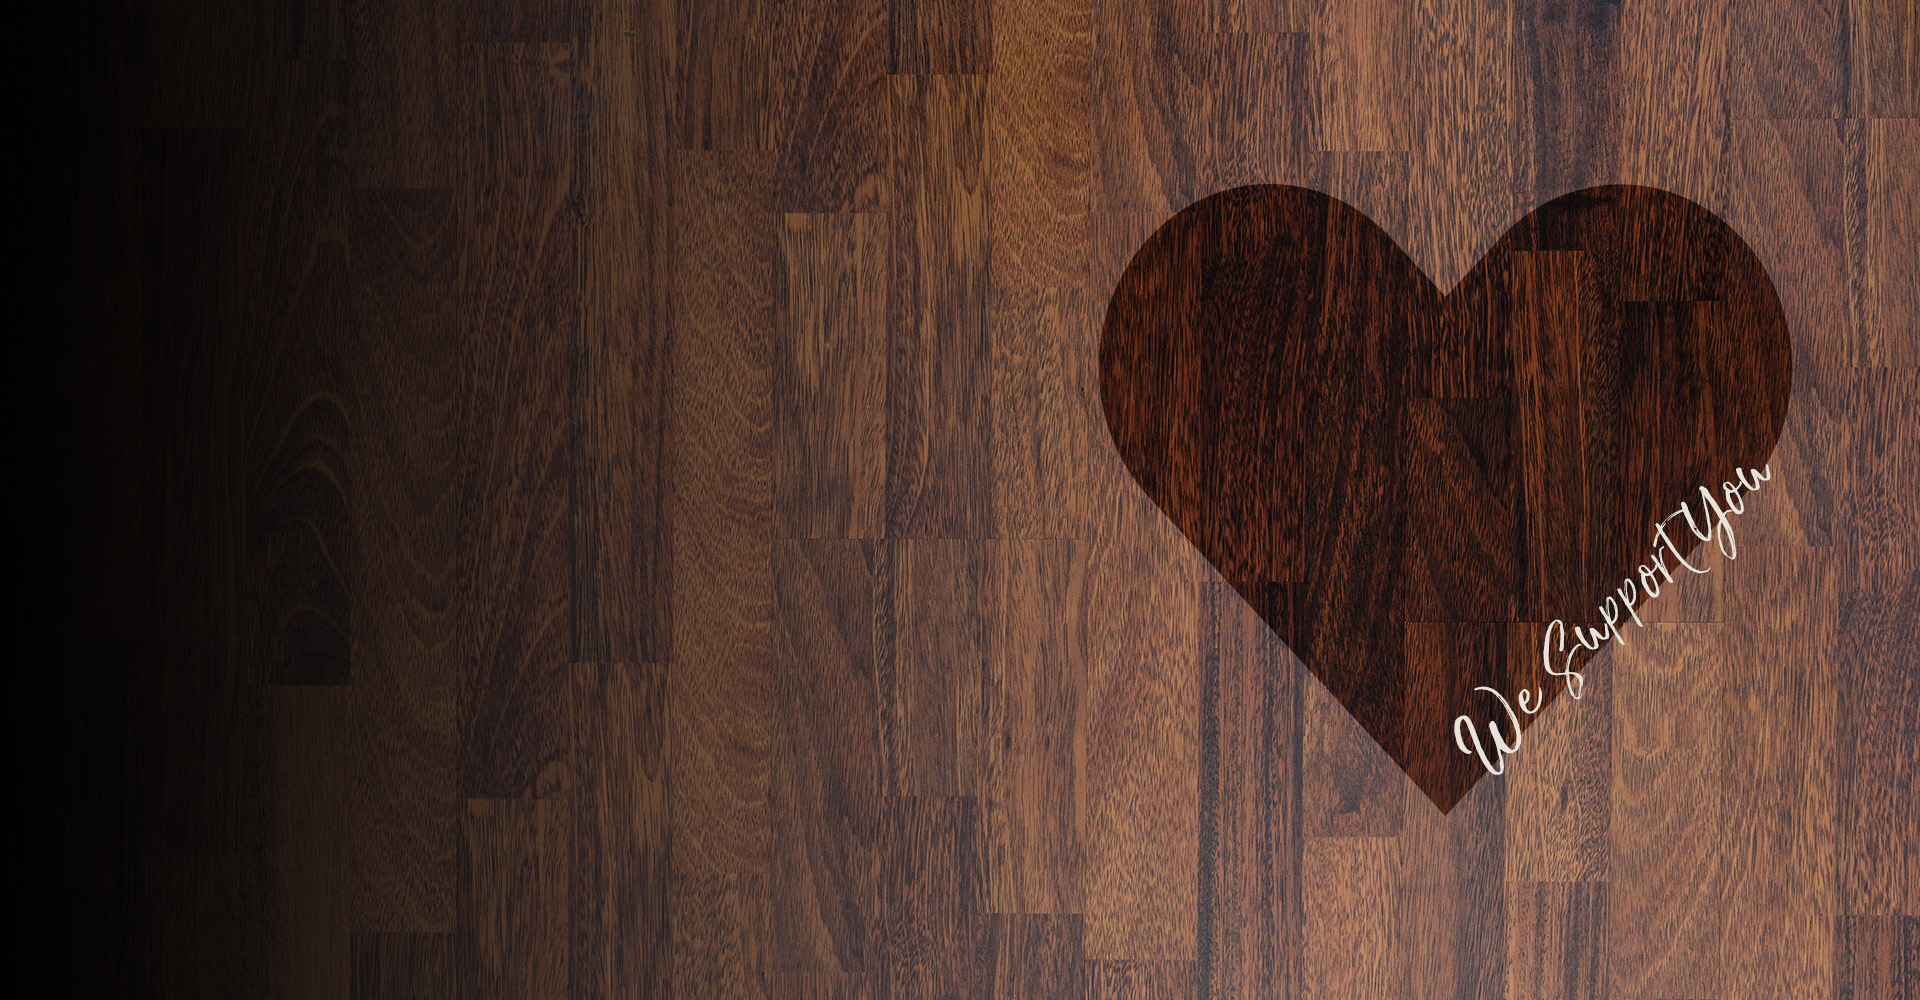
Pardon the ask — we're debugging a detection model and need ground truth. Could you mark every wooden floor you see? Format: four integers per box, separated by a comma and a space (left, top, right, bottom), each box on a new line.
35, 0, 1917, 997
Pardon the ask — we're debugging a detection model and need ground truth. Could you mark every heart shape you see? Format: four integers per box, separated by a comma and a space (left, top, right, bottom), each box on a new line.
1099, 185, 1793, 811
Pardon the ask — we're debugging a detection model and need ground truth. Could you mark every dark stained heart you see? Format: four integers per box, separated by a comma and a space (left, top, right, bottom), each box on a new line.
1098, 185, 1794, 812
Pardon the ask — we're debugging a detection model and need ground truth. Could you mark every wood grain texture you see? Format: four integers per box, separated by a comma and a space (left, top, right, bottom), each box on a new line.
1503, 881, 1606, 1000
669, 149, 778, 880
569, 662, 669, 1000
35, 0, 1916, 996
1198, 583, 1302, 998
343, 185, 462, 933
889, 74, 993, 539
452, 42, 575, 802
573, 0, 676, 663
984, 540, 1087, 914
777, 213, 888, 540
770, 539, 884, 975
1610, 623, 1725, 995
461, 797, 569, 998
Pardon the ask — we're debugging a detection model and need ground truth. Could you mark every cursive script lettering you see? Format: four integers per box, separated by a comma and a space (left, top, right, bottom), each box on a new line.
1452, 464, 1773, 776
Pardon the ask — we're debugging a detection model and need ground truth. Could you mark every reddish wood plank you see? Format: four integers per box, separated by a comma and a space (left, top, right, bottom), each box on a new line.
988, 0, 1092, 291
889, 74, 993, 539
992, 288, 1097, 539
670, 149, 779, 877
1608, 624, 1724, 997
984, 540, 1087, 914
776, 213, 888, 540
1083, 500, 1200, 959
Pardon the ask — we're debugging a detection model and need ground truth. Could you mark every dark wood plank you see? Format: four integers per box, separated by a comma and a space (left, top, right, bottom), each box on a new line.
669, 148, 779, 878
771, 969, 876, 999
1834, 916, 1916, 1000
473, 0, 571, 42
1837, 367, 1920, 919
1845, 0, 1920, 118
140, 125, 258, 854
886, 540, 990, 796
569, 663, 669, 1000
1198, 583, 1302, 999
894, 0, 991, 74
243, 60, 355, 687
265, 0, 347, 59
574, 0, 676, 662
140, 0, 259, 127
348, 0, 462, 188
350, 933, 459, 1000
454, 43, 576, 800
875, 796, 986, 998
1504, 882, 1606, 1000
1203, 30, 1314, 194
264, 688, 351, 1000
675, 0, 773, 150
132, 112, 270, 994
1090, 0, 1208, 217
460, 798, 569, 997
344, 186, 463, 932
672, 872, 774, 999
1852, 120, 1918, 368
1310, 0, 1412, 156
1088, 961, 1196, 1000
1511, 0, 1621, 203
981, 914, 1086, 999
1730, 0, 1843, 118
144, 852, 265, 998
776, 212, 888, 540
775, 0, 891, 211
770, 539, 885, 973
1509, 250, 1592, 625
